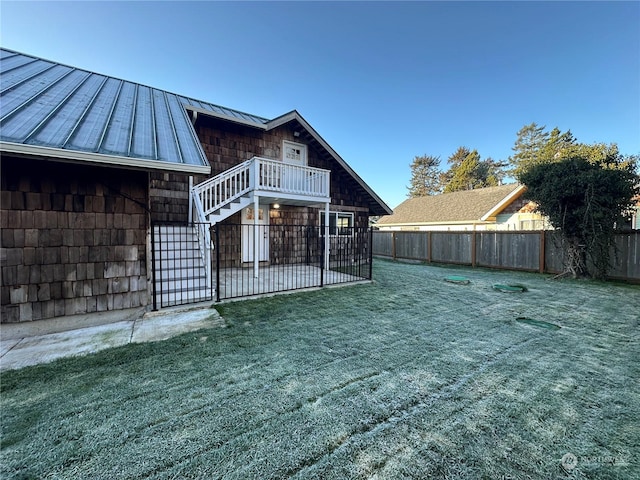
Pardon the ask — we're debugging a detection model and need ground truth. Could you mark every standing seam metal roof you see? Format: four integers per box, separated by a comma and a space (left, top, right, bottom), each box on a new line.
0, 48, 269, 171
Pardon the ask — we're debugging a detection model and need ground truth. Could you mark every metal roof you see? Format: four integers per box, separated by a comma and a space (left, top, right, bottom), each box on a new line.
0, 48, 210, 173
180, 96, 269, 126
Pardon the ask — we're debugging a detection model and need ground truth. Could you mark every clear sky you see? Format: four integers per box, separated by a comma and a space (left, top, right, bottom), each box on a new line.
1, 1, 638, 209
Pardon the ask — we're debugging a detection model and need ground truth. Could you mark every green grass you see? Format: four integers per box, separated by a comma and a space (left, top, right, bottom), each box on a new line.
2, 259, 639, 479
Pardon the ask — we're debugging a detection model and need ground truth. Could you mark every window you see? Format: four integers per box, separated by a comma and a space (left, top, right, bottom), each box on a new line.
320, 211, 354, 236
283, 140, 307, 165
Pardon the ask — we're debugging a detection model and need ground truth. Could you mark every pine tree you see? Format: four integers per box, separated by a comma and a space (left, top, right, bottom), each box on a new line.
407, 154, 443, 197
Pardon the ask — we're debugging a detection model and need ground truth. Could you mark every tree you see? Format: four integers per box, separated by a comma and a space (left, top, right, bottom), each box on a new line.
519, 155, 639, 279
509, 122, 549, 178
443, 148, 503, 193
407, 154, 443, 197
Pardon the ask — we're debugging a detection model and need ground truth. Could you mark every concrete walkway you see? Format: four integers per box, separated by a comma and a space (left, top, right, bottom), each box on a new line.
0, 304, 224, 371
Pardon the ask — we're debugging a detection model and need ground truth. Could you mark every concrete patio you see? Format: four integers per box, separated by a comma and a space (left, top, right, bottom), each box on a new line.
0, 304, 223, 371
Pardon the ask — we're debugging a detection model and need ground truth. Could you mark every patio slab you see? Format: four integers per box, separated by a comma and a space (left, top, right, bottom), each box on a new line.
0, 305, 223, 371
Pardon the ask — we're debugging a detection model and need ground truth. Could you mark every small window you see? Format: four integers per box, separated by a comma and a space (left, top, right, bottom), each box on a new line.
320, 211, 354, 236
283, 140, 307, 165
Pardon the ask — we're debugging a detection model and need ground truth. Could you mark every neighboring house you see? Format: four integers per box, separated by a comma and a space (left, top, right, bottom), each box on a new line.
0, 48, 391, 324
376, 184, 548, 231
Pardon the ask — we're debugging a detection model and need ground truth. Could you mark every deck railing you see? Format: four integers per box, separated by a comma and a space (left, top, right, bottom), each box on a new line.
191, 157, 330, 220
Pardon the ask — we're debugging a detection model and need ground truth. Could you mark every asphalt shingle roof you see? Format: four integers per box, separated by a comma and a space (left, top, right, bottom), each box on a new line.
377, 184, 522, 225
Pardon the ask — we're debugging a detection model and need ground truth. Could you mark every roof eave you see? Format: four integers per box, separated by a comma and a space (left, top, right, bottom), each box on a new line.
480, 185, 526, 221
378, 220, 490, 227
0, 142, 212, 175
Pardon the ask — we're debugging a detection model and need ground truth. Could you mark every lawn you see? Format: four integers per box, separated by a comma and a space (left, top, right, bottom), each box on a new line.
1, 259, 638, 479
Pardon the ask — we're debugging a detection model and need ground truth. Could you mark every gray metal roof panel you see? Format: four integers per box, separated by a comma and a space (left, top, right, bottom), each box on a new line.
179, 96, 269, 125
0, 48, 210, 170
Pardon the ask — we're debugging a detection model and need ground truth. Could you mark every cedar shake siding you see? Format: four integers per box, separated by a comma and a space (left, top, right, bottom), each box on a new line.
1, 157, 149, 323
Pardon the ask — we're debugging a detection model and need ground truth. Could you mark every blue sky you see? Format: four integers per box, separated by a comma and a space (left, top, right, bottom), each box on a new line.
1, 1, 638, 209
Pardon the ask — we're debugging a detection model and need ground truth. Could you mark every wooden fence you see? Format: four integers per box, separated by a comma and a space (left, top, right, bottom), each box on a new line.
373, 230, 640, 282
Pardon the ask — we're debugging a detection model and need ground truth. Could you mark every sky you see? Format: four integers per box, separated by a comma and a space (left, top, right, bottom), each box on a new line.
1, 1, 638, 209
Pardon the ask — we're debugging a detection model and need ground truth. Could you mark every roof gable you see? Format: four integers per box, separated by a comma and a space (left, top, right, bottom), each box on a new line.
377, 184, 524, 226
0, 48, 391, 215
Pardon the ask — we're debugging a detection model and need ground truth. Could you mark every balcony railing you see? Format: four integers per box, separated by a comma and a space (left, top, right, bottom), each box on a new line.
191, 156, 330, 221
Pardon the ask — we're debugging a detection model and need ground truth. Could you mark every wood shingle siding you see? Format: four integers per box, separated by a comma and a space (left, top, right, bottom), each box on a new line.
1, 157, 149, 323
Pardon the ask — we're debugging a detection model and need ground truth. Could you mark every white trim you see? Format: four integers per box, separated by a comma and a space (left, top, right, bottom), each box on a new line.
320, 210, 355, 236
0, 142, 211, 175
282, 140, 308, 165
481, 185, 526, 221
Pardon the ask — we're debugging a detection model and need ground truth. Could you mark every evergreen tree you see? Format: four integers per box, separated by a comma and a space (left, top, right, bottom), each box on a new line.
407, 154, 443, 197
443, 149, 503, 193
520, 154, 639, 279
509, 122, 550, 178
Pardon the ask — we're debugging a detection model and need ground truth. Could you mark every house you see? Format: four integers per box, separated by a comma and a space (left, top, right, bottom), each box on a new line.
0, 48, 391, 324
376, 184, 548, 231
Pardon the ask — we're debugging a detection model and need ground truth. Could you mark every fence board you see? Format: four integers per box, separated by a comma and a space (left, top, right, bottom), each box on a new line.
373, 230, 639, 282
394, 232, 429, 260
431, 232, 472, 264
372, 231, 393, 257
477, 232, 540, 271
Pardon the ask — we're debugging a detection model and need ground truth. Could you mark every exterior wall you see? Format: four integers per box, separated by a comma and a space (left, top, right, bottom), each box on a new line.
1, 157, 149, 323
186, 116, 373, 268
195, 116, 371, 216
149, 172, 194, 223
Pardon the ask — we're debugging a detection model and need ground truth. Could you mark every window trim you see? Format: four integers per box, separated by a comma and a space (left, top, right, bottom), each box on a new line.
320, 211, 354, 236
282, 140, 307, 165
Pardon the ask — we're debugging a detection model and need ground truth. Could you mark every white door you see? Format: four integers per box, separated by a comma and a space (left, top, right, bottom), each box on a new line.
282, 141, 307, 192
242, 206, 269, 262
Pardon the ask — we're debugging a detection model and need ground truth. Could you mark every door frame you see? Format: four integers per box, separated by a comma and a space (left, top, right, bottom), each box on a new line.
241, 205, 269, 263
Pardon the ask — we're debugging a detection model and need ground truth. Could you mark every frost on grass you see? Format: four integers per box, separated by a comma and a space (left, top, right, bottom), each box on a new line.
1, 259, 639, 479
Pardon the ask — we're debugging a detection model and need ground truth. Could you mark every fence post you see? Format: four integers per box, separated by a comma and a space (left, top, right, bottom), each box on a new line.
151, 223, 158, 311
392, 231, 397, 259
215, 224, 221, 302
368, 227, 374, 280
427, 231, 432, 263
471, 231, 477, 268
320, 234, 325, 287
539, 230, 545, 273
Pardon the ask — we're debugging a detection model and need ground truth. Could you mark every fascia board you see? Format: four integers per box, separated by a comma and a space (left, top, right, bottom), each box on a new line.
266, 111, 393, 215
481, 185, 526, 221
0, 142, 211, 175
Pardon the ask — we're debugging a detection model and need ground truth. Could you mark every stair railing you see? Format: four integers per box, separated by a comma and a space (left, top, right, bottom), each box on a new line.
191, 158, 254, 219
190, 190, 212, 290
